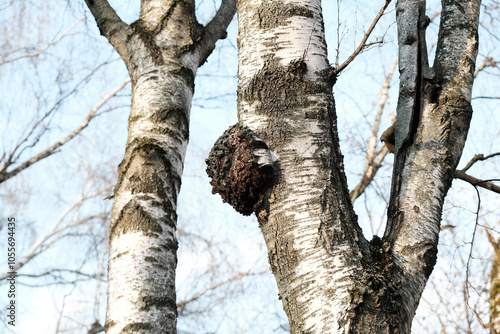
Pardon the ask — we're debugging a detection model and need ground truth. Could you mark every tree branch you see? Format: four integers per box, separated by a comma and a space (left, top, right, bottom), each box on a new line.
195, 0, 236, 67
472, 96, 500, 100
460, 152, 500, 173
176, 269, 266, 313
474, 56, 498, 78
17, 268, 101, 280
0, 184, 113, 281
333, 0, 392, 75
0, 78, 130, 184
453, 171, 500, 195
84, 0, 131, 61
452, 152, 500, 194
350, 59, 397, 202
0, 17, 86, 66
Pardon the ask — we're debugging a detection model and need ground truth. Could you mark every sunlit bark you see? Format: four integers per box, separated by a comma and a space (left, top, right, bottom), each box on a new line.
233, 0, 481, 332
84, 0, 235, 332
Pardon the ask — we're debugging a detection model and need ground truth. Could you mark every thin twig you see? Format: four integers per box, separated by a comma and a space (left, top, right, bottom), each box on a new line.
0, 184, 113, 281
334, 0, 392, 75
350, 58, 397, 202
1, 60, 114, 175
474, 57, 499, 78
464, 185, 481, 322
0, 17, 86, 66
461, 153, 500, 173
0, 77, 130, 183
472, 96, 500, 100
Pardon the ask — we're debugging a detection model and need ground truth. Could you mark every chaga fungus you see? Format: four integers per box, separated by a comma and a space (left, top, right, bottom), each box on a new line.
206, 124, 275, 216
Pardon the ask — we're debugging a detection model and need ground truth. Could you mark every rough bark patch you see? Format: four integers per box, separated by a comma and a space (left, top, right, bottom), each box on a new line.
112, 144, 179, 239
257, 2, 314, 29
141, 295, 177, 313
347, 236, 404, 332
206, 124, 274, 216
239, 57, 327, 145
421, 245, 438, 279
130, 20, 164, 66
122, 322, 153, 332
240, 57, 319, 116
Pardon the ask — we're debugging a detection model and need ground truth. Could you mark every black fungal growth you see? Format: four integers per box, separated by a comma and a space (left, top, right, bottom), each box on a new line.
206, 124, 274, 216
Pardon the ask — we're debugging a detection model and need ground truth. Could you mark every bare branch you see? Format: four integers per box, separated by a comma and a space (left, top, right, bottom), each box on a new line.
474, 56, 499, 77
350, 59, 397, 202
17, 268, 101, 280
334, 0, 392, 75
1, 61, 113, 175
453, 171, 500, 195
452, 153, 500, 194
367, 59, 398, 163
0, 184, 113, 281
483, 221, 499, 253
176, 269, 267, 313
351, 146, 390, 203
472, 96, 500, 100
460, 152, 500, 173
0, 17, 86, 66
84, 0, 131, 61
462, 186, 497, 334
0, 77, 130, 184
195, 0, 236, 67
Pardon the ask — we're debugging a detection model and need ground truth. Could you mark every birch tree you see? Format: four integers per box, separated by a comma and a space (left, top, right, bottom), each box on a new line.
204, 0, 483, 332
83, 0, 235, 332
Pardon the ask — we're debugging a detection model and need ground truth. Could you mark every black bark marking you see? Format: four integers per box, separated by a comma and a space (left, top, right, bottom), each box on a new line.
131, 20, 164, 66
348, 236, 404, 333
206, 124, 275, 216
112, 144, 180, 238
257, 2, 314, 29
420, 242, 438, 279
240, 57, 322, 115
141, 295, 177, 314
170, 66, 195, 91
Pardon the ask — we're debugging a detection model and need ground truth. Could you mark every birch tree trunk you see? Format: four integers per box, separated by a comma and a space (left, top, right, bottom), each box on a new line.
229, 0, 481, 332
490, 237, 500, 332
84, 1, 235, 333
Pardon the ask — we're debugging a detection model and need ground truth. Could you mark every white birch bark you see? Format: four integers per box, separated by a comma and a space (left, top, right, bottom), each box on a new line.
233, 0, 481, 332
84, 0, 235, 333
237, 0, 373, 332
385, 0, 481, 330
491, 241, 500, 332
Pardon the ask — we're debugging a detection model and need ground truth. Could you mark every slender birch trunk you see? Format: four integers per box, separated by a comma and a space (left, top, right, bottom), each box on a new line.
489, 236, 500, 332
84, 1, 235, 333
226, 0, 481, 332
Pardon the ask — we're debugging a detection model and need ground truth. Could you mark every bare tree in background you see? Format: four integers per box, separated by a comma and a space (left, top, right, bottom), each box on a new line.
0, 3, 128, 332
